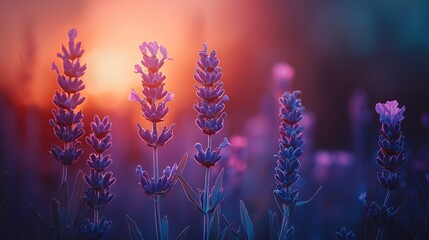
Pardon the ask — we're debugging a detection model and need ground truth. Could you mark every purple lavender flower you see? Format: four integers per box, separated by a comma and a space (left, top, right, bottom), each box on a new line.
83, 115, 115, 238
129, 41, 186, 240
375, 100, 406, 189
194, 138, 230, 167
193, 43, 229, 137
271, 91, 308, 239
129, 42, 175, 148
359, 100, 406, 240
49, 28, 86, 182
375, 100, 405, 128
136, 164, 178, 199
274, 91, 303, 203
178, 43, 229, 240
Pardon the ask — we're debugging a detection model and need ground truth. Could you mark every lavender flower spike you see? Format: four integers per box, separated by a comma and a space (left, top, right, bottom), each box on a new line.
187, 43, 230, 240
129, 41, 187, 240
360, 100, 406, 240
194, 43, 229, 136
49, 28, 86, 182
82, 115, 115, 239
129, 41, 175, 148
270, 90, 321, 239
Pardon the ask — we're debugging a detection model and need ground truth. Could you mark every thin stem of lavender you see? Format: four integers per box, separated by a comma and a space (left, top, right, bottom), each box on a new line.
153, 147, 159, 180
376, 190, 392, 240
154, 196, 162, 240
279, 204, 288, 240
383, 190, 391, 206
203, 134, 213, 240
152, 145, 162, 240
203, 166, 210, 240
62, 165, 67, 183
94, 198, 99, 223
62, 142, 69, 183
207, 134, 213, 150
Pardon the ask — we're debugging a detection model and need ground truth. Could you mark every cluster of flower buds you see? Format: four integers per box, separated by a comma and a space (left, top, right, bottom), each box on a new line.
193, 43, 230, 167
49, 29, 86, 167
273, 91, 304, 207
129, 41, 175, 148
82, 116, 115, 238
136, 164, 177, 199
374, 100, 406, 190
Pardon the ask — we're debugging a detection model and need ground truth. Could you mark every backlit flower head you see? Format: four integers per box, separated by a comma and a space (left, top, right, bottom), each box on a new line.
129, 41, 175, 148
194, 43, 228, 136
50, 28, 86, 167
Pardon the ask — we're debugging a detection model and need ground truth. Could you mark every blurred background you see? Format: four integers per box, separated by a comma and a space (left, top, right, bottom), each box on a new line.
1, 0, 429, 239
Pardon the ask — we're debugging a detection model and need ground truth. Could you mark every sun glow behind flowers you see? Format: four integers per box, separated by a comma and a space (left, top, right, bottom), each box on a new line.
85, 47, 136, 104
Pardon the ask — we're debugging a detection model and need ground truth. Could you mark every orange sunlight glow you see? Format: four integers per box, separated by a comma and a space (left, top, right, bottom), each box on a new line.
85, 47, 135, 103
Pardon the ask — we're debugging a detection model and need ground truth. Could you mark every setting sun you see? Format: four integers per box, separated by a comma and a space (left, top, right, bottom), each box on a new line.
85, 47, 135, 101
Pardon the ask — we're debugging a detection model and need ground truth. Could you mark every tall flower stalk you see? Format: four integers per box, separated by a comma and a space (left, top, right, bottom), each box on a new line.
179, 43, 229, 240
129, 41, 186, 240
82, 115, 115, 239
50, 28, 86, 183
31, 28, 88, 240
359, 100, 406, 240
270, 91, 321, 240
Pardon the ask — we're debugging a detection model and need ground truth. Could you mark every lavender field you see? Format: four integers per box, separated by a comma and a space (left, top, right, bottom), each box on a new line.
1, 1, 429, 239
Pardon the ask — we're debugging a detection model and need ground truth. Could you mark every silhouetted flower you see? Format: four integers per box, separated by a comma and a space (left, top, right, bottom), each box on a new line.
359, 192, 395, 226
87, 154, 112, 173
377, 170, 400, 190
50, 142, 83, 165
81, 216, 112, 240
84, 170, 115, 192
83, 188, 114, 210
136, 164, 178, 198
194, 138, 230, 167
273, 186, 298, 206
336, 227, 356, 240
